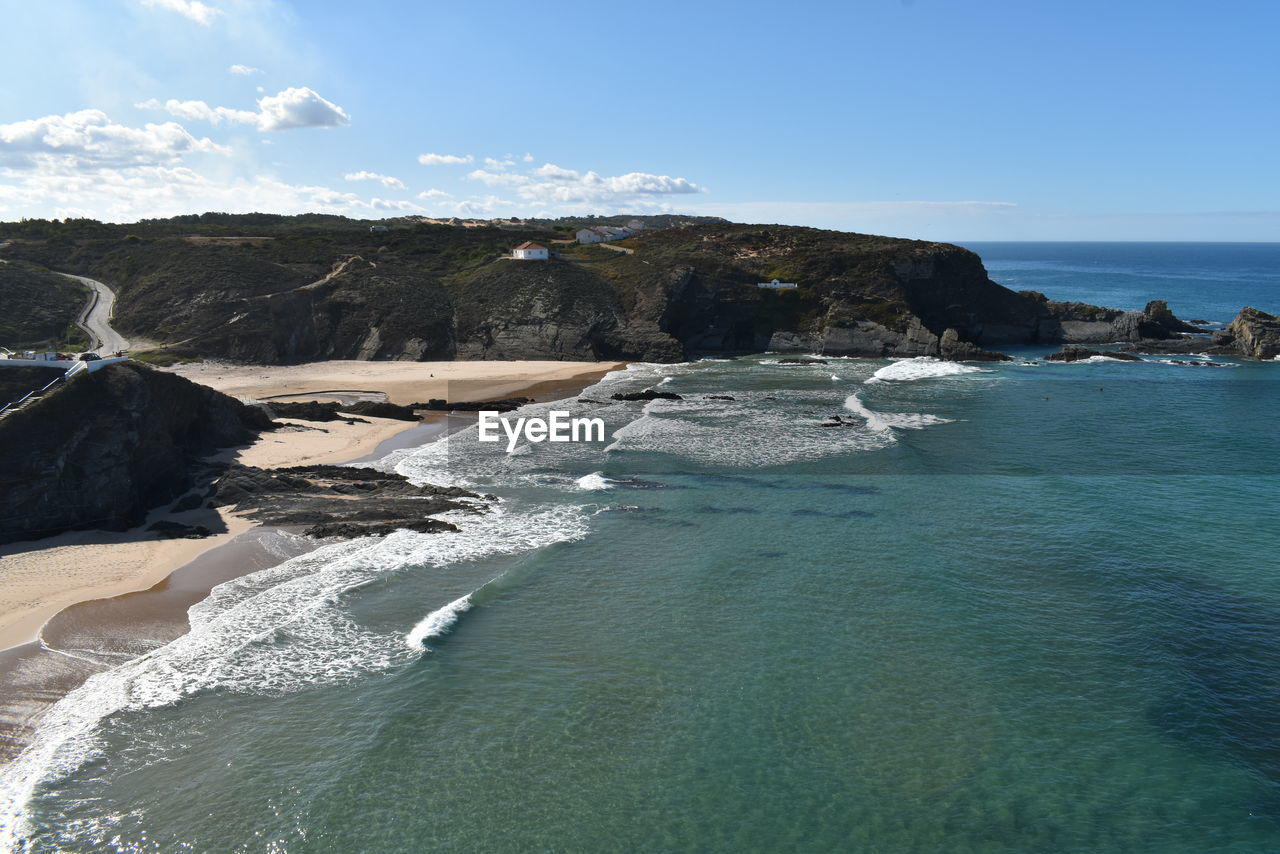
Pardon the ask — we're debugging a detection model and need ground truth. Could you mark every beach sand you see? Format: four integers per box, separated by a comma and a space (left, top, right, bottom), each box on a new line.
165, 359, 625, 407
0, 359, 624, 652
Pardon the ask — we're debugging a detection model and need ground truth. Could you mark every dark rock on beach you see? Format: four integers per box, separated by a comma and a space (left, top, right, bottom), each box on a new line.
267, 400, 366, 423
340, 400, 420, 421
415, 397, 532, 412
211, 463, 488, 540
1044, 347, 1143, 363
147, 520, 213, 539
611, 389, 683, 402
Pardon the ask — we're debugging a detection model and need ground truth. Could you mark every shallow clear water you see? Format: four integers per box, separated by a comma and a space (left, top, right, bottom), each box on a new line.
3, 244, 1279, 852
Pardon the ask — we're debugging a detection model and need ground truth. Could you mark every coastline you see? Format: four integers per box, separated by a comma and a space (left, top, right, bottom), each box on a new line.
0, 359, 622, 653
0, 359, 623, 760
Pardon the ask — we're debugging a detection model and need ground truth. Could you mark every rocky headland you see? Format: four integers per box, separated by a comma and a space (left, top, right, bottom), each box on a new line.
5, 217, 1273, 364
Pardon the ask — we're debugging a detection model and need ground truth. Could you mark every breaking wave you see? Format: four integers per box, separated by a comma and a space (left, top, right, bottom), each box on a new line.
865, 357, 991, 384
843, 393, 954, 432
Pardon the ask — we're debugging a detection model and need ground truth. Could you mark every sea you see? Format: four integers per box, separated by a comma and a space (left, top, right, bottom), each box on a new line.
2, 242, 1278, 853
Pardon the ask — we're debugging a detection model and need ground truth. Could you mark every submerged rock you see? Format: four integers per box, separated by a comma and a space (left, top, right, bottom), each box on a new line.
777, 358, 828, 365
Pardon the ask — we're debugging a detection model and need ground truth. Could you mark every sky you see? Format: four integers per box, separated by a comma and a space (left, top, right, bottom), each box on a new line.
0, 0, 1277, 241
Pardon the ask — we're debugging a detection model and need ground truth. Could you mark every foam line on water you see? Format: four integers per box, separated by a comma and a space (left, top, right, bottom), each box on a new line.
844, 393, 953, 432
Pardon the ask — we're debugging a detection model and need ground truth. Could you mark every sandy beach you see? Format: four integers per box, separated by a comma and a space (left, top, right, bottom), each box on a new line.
0, 359, 624, 652
165, 359, 625, 407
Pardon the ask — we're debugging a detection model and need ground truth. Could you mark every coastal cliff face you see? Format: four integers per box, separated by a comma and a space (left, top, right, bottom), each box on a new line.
0, 221, 1222, 363
0, 362, 272, 544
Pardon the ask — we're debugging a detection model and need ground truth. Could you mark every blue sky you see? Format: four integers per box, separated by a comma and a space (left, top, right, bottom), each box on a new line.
1, 0, 1277, 240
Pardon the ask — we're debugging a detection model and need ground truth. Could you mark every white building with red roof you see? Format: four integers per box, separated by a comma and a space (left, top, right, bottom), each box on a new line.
512, 241, 549, 261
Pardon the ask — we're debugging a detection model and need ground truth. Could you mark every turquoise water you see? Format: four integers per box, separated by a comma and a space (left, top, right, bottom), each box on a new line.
3, 244, 1279, 852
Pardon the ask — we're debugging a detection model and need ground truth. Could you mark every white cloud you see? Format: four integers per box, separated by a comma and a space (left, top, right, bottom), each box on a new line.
137, 98, 257, 126
465, 168, 530, 187
136, 87, 350, 131
418, 153, 473, 166
229, 64, 262, 76
0, 110, 412, 222
0, 109, 228, 169
344, 170, 406, 190
531, 162, 579, 181
483, 157, 515, 171
0, 160, 420, 222
416, 189, 452, 200
257, 87, 350, 131
140, 0, 221, 25
522, 152, 535, 163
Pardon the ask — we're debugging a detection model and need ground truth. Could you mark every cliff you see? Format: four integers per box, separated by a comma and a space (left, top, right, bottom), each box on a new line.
1, 219, 1214, 363
0, 362, 273, 544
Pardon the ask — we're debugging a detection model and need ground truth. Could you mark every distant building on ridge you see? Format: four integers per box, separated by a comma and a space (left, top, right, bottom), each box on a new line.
757, 278, 798, 289
512, 241, 549, 261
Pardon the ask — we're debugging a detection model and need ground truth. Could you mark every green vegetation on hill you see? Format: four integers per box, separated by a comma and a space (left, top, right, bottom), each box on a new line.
0, 214, 1167, 363
0, 261, 90, 349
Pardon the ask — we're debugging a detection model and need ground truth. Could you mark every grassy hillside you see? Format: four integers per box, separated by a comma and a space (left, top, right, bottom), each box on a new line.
0, 261, 89, 349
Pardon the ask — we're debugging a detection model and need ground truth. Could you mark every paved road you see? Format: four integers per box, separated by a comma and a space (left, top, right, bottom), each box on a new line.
61, 273, 130, 354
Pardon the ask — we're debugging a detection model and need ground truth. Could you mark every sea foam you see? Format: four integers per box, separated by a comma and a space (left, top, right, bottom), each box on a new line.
865, 357, 989, 384
843, 393, 953, 432
574, 472, 614, 491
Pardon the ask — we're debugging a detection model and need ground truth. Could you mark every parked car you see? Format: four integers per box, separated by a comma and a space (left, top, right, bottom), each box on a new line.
79, 352, 101, 361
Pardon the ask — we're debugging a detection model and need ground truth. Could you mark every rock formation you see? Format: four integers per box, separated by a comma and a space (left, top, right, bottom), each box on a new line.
1044, 347, 1143, 363
210, 463, 488, 539
0, 362, 275, 544
1225, 307, 1280, 359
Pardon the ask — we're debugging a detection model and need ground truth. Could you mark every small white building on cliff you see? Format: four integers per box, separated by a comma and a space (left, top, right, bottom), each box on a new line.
512, 241, 549, 261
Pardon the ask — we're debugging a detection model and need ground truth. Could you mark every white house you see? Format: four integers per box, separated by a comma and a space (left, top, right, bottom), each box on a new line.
576, 227, 609, 244
757, 279, 798, 289
512, 241, 549, 261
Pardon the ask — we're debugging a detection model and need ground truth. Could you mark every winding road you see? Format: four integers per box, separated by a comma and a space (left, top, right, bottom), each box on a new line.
61, 273, 130, 354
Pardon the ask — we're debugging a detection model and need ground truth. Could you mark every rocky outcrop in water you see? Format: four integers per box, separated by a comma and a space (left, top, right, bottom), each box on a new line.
0, 362, 275, 544
1044, 347, 1143, 363
1225, 307, 1280, 359
1119, 306, 1280, 359
611, 389, 683, 402
210, 463, 489, 538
